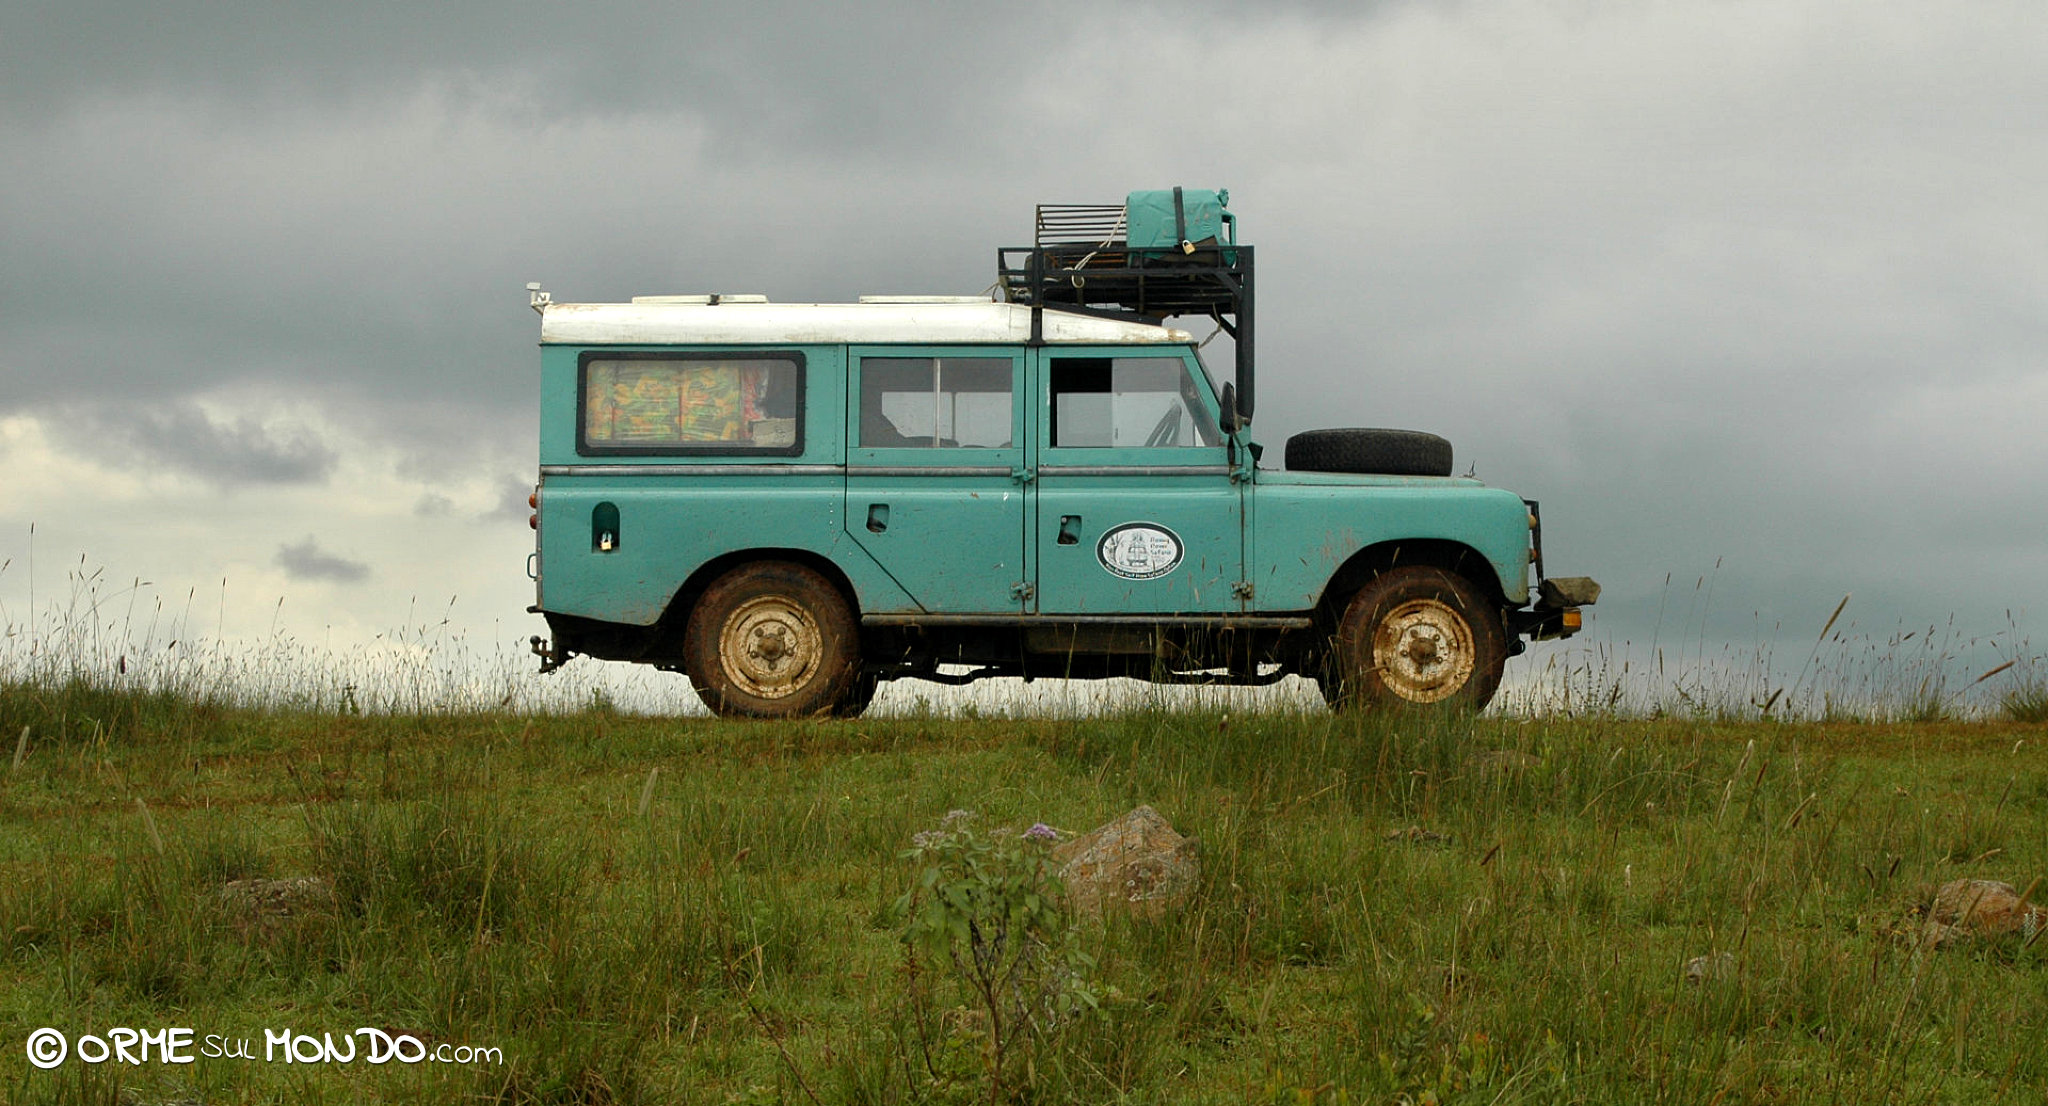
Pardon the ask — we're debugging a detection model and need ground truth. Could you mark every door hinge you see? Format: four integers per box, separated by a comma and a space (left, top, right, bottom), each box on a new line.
1010, 466, 1036, 485
1010, 582, 1036, 602
1231, 581, 1255, 600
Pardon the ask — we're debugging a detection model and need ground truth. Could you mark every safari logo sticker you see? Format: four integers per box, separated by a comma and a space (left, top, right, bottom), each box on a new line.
1097, 523, 1184, 581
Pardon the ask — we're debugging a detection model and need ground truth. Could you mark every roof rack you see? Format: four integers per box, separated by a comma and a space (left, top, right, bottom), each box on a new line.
998, 189, 1256, 421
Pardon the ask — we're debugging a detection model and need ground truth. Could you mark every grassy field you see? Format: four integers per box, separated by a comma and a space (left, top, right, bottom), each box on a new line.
2, 677, 2046, 1104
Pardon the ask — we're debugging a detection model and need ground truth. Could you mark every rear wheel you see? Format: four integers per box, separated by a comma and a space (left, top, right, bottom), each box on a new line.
684, 562, 861, 718
1323, 566, 1506, 712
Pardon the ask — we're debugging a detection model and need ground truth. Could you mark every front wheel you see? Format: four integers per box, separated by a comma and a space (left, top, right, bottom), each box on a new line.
1323, 566, 1506, 713
684, 562, 862, 718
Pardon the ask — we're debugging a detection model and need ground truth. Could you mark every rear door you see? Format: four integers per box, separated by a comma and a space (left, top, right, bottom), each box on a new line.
1031, 348, 1242, 614
843, 348, 1031, 612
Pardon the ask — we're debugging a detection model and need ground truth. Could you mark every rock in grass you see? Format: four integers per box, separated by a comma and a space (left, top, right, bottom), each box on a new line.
1920, 879, 2046, 947
221, 876, 335, 918
1385, 825, 1453, 846
1683, 952, 1736, 984
1052, 806, 1199, 918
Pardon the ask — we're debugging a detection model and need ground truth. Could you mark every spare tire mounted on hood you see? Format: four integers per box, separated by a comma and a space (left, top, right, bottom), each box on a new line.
1284, 428, 1455, 477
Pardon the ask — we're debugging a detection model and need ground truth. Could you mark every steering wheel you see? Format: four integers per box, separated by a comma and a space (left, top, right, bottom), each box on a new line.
1143, 403, 1183, 448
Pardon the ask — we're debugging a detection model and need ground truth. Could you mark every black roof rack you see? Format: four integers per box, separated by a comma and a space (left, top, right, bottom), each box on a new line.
999, 199, 1256, 422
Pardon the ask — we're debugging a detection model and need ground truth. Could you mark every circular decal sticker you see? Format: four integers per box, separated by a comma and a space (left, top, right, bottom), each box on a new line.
1097, 523, 1185, 581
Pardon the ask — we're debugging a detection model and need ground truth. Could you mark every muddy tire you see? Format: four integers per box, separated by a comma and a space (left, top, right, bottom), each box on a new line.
1284, 428, 1454, 477
1322, 566, 1506, 712
683, 562, 861, 719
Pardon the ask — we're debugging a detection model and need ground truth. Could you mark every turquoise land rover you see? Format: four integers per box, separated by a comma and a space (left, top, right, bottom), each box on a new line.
526, 190, 1596, 717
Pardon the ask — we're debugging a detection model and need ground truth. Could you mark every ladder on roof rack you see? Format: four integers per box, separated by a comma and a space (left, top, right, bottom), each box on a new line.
998, 192, 1256, 420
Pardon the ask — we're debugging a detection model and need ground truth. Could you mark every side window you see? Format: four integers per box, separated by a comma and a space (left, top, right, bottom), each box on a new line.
580, 352, 802, 455
1049, 357, 1219, 449
859, 357, 1014, 448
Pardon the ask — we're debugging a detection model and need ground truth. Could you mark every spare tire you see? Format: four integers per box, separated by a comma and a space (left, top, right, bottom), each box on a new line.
1284, 428, 1454, 477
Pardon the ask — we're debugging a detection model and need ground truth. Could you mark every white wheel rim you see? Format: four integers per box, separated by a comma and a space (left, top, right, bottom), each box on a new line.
1371, 597, 1476, 703
717, 595, 823, 700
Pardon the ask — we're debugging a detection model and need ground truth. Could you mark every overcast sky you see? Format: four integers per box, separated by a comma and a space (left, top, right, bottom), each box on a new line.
3, 1, 2043, 707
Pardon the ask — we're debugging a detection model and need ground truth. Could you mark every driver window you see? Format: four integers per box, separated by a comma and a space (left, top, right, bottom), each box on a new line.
858, 357, 1014, 448
1049, 357, 1219, 449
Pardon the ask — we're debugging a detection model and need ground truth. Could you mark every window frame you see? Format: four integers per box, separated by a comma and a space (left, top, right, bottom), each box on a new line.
847, 346, 1026, 464
1042, 350, 1225, 456
575, 349, 807, 458
855, 354, 1019, 450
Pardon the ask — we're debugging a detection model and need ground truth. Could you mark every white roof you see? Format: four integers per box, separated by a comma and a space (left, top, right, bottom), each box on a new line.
539, 299, 1192, 346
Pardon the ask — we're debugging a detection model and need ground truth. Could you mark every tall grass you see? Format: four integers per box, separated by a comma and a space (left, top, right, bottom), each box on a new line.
9, 543, 2048, 1103
7, 551, 2044, 724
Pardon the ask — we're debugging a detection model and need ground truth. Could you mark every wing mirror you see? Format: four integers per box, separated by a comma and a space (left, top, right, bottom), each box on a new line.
1220, 382, 1245, 436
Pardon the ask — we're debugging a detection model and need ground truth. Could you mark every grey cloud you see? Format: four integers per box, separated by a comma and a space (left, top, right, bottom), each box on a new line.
492, 477, 534, 522
414, 493, 457, 517
1, 3, 1379, 147
410, 479, 534, 522
66, 402, 337, 486
275, 536, 369, 583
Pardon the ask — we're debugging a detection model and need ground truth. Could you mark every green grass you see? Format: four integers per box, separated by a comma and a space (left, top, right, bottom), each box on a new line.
2002, 679, 2048, 724
3, 681, 2047, 1104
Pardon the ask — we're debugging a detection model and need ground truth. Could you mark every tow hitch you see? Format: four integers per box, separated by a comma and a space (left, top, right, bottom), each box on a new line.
530, 635, 568, 674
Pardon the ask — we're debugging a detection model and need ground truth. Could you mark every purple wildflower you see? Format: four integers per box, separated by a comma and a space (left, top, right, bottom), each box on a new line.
1024, 823, 1058, 842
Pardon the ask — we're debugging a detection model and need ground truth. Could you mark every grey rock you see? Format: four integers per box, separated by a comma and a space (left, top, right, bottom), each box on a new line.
220, 876, 334, 918
1921, 878, 2046, 947
1683, 951, 1737, 984
1052, 806, 1199, 917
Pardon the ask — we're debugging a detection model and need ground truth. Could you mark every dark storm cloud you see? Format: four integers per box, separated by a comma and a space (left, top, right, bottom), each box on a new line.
0, 2, 1383, 143
0, 2, 1068, 154
274, 536, 369, 583
65, 402, 338, 486
2, 0, 2044, 667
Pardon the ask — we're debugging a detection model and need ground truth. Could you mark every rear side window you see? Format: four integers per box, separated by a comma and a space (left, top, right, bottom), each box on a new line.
858, 357, 1014, 448
578, 351, 804, 455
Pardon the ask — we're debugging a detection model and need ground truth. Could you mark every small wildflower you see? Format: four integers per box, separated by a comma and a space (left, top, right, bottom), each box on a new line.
1024, 823, 1058, 842
943, 808, 975, 825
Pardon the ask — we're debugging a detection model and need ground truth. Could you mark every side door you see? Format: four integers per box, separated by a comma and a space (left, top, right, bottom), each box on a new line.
843, 347, 1031, 612
1032, 348, 1243, 614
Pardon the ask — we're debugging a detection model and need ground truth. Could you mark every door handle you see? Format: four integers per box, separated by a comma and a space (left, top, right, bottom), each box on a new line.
866, 503, 890, 533
1010, 466, 1036, 485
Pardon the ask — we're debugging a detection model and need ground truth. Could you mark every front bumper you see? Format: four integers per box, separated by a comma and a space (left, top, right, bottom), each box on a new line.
1514, 498, 1596, 643
1505, 575, 1601, 643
